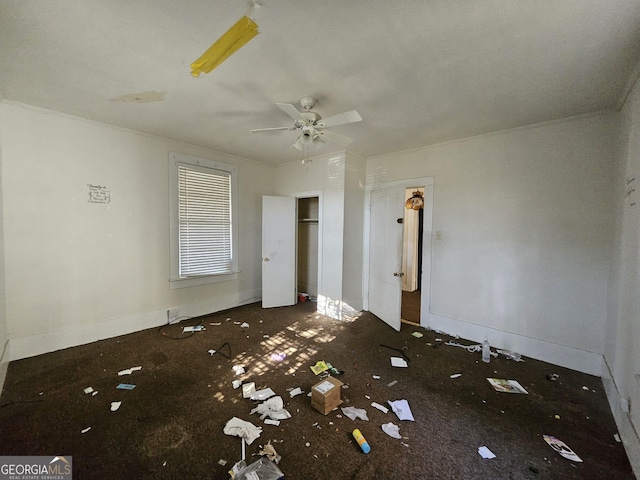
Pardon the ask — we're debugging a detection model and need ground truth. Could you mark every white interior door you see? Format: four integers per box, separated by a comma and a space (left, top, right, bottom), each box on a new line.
368, 185, 405, 330
262, 196, 297, 308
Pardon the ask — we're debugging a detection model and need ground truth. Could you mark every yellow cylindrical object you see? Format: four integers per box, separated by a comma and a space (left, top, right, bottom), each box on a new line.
352, 429, 371, 454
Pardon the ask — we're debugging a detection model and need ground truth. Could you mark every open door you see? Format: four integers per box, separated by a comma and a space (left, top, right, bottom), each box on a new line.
368, 185, 406, 330
262, 196, 297, 308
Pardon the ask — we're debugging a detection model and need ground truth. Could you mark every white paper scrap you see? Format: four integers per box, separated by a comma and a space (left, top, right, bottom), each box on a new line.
341, 407, 369, 421
118, 366, 142, 375
382, 422, 402, 439
251, 388, 276, 401
264, 419, 280, 426
478, 446, 496, 459
81, 427, 91, 434
210, 322, 222, 326
91, 391, 98, 396
242, 383, 256, 399
110, 401, 122, 412
233, 365, 246, 376
372, 375, 381, 379
388, 399, 415, 421
232, 380, 242, 389
240, 322, 250, 328
371, 402, 389, 414
289, 387, 303, 398
83, 387, 94, 394
614, 433, 621, 443
450, 373, 462, 379
390, 357, 408, 368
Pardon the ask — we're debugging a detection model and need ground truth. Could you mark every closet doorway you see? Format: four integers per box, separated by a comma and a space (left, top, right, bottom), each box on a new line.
297, 196, 319, 300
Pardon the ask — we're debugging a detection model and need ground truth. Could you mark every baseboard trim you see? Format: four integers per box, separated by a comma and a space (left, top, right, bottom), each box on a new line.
425, 312, 603, 375
0, 339, 9, 396
401, 318, 421, 327
9, 289, 262, 361
602, 357, 640, 478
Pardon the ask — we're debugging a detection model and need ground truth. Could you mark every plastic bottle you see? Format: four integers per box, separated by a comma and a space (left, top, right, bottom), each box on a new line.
352, 429, 371, 454
482, 337, 491, 363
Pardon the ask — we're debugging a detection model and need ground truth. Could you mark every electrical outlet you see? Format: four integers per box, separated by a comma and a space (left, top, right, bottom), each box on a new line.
167, 308, 179, 323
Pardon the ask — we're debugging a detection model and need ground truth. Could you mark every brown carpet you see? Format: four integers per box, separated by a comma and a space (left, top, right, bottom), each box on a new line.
0, 302, 634, 479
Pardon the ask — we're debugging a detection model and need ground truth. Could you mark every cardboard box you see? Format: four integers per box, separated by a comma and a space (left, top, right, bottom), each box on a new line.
311, 376, 343, 415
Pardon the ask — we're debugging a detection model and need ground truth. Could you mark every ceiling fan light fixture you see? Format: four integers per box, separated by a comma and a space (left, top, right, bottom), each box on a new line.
311, 134, 325, 147
300, 132, 314, 144
293, 136, 305, 151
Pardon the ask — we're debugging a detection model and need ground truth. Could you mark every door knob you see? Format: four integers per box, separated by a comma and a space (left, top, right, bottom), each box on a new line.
263, 257, 270, 262
393, 272, 405, 277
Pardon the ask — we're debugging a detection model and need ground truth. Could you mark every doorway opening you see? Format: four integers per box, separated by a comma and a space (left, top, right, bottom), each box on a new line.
401, 187, 424, 326
297, 196, 319, 302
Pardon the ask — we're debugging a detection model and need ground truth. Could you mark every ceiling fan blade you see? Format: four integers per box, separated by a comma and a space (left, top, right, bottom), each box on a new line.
318, 129, 353, 147
276, 103, 305, 122
317, 110, 362, 128
311, 134, 325, 148
251, 127, 294, 133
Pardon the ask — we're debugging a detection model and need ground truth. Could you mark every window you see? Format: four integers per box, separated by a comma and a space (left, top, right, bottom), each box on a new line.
169, 152, 238, 288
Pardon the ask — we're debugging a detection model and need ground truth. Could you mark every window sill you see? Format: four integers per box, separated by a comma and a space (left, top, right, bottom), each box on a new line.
170, 271, 239, 289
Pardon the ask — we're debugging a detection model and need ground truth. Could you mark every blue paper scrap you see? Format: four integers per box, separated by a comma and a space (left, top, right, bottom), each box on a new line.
117, 383, 136, 390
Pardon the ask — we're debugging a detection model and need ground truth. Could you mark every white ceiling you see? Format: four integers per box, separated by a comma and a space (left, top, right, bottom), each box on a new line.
1, 0, 639, 165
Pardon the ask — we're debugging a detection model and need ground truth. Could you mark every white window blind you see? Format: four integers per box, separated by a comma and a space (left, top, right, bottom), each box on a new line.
178, 164, 232, 277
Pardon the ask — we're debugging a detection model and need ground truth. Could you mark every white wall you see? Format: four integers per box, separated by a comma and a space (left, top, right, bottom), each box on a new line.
341, 152, 365, 313
0, 102, 272, 360
367, 114, 618, 374
603, 75, 640, 475
0, 108, 8, 391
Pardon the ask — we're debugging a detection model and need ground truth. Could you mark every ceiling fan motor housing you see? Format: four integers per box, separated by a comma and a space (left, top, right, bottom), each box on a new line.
299, 96, 318, 111
295, 111, 321, 130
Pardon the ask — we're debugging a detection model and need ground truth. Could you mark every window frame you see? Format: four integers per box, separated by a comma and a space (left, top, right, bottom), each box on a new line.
169, 152, 239, 289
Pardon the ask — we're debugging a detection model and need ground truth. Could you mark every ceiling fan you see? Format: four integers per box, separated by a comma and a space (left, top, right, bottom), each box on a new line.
251, 96, 362, 151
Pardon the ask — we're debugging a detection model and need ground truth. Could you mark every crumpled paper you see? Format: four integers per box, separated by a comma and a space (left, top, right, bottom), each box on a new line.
250, 388, 276, 401
250, 396, 292, 421
381, 422, 402, 439
341, 406, 369, 421
388, 399, 415, 421
223, 417, 262, 445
